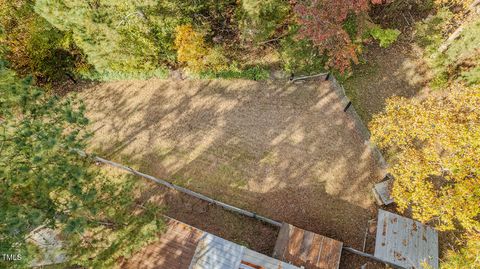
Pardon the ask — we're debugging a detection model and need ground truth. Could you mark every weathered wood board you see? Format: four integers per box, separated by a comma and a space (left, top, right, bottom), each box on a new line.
373, 177, 394, 205
374, 210, 439, 269
273, 223, 343, 269
122, 218, 205, 269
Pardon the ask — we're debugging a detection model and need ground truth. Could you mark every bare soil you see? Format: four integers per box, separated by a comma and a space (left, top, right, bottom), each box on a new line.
79, 78, 386, 267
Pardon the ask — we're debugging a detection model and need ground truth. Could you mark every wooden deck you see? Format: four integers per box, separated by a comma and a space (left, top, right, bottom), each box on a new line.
121, 218, 204, 269
124, 218, 300, 269
374, 210, 439, 269
272, 223, 343, 269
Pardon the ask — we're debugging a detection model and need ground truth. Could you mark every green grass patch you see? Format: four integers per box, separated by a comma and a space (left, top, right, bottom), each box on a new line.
200, 65, 270, 81
77, 67, 169, 82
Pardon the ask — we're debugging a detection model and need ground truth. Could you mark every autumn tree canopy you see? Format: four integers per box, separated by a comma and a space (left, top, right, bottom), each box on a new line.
294, 0, 384, 73
370, 86, 480, 232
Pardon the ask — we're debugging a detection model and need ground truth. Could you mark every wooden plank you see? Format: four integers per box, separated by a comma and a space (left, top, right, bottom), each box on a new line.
286, 226, 304, 264
328, 241, 343, 269
306, 234, 323, 269
272, 223, 291, 260
122, 219, 203, 269
276, 224, 342, 269
242, 248, 301, 269
316, 237, 334, 269
299, 231, 315, 262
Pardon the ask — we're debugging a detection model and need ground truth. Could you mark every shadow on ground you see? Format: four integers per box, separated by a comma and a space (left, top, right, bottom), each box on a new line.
343, 41, 431, 124
79, 78, 385, 268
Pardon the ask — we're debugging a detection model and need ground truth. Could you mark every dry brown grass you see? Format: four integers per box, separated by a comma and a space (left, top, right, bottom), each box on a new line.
79, 78, 385, 249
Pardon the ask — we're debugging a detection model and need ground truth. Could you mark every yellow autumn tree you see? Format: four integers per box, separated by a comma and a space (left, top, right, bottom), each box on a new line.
442, 232, 480, 268
435, 0, 475, 9
174, 24, 226, 73
370, 86, 480, 232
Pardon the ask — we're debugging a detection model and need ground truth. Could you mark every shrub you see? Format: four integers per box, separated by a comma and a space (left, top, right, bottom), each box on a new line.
434, 0, 475, 9
443, 18, 480, 85
174, 24, 209, 72
369, 26, 401, 48
0, 0, 77, 82
200, 65, 269, 80
280, 26, 328, 75
237, 0, 290, 43
174, 24, 227, 73
294, 0, 383, 73
415, 11, 480, 87
77, 68, 169, 82
34, 0, 182, 77
442, 233, 480, 269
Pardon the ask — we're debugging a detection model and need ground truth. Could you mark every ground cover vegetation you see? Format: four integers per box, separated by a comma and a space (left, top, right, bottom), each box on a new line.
0, 0, 400, 83
1, 0, 480, 268
0, 62, 164, 268
370, 1, 480, 267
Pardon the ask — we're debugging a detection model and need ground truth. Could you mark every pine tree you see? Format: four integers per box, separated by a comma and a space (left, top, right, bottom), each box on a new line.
0, 0, 76, 81
0, 63, 163, 268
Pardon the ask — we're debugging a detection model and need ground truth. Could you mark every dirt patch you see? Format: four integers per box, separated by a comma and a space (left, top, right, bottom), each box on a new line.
139, 180, 277, 254
79, 78, 385, 258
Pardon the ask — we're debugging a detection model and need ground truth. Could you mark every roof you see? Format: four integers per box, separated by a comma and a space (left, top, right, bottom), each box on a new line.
123, 218, 299, 269
374, 209, 439, 269
190, 233, 300, 269
272, 223, 343, 269
122, 218, 204, 268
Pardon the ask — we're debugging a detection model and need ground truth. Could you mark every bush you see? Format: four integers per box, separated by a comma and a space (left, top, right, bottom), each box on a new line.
174, 24, 210, 72
369, 26, 401, 48
237, 0, 290, 43
34, 0, 182, 76
0, 0, 77, 82
77, 68, 169, 82
415, 10, 480, 87
442, 233, 480, 269
175, 24, 227, 73
280, 26, 328, 76
443, 18, 480, 85
200, 65, 269, 80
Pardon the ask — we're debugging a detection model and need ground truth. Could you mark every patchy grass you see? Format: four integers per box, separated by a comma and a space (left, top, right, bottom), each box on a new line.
200, 65, 270, 81
343, 61, 380, 122
341, 41, 430, 124
79, 78, 384, 249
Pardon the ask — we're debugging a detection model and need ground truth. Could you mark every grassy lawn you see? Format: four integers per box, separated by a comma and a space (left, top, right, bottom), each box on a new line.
79, 78, 385, 249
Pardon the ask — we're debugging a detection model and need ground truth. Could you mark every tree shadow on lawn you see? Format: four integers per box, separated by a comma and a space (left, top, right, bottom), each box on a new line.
80, 78, 385, 252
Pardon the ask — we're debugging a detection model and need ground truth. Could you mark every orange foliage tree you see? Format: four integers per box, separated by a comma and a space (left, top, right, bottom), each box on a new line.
294, 0, 384, 73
